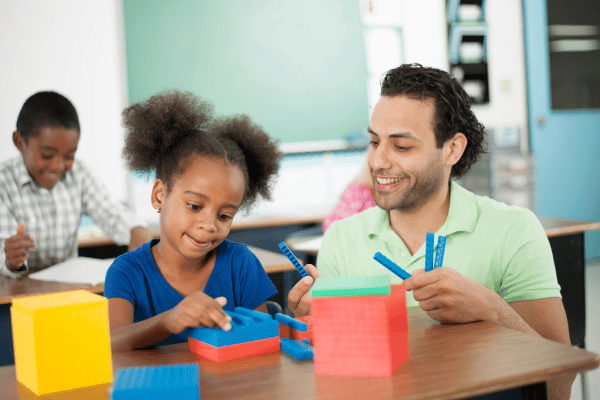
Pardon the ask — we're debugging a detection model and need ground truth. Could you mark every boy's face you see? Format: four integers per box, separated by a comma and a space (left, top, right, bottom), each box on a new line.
13, 126, 80, 189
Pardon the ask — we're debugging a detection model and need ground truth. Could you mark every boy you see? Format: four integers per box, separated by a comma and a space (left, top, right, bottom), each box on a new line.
0, 91, 152, 278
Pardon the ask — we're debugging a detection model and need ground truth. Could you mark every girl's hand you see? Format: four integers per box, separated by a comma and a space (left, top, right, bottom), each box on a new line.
287, 263, 320, 317
163, 292, 232, 334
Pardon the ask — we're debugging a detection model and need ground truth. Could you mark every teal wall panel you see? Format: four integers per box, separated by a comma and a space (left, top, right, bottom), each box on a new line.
123, 0, 369, 143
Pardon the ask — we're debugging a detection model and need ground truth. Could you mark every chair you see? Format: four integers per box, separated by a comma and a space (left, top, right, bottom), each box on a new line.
549, 234, 589, 400
266, 301, 283, 318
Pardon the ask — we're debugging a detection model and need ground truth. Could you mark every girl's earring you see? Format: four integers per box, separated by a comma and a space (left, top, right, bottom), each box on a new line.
155, 208, 161, 213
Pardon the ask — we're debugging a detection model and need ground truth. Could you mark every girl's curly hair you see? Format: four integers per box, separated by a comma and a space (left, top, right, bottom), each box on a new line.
122, 90, 281, 209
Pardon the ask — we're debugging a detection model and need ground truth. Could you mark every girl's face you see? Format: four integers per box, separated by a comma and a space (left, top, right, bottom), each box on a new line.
152, 155, 245, 264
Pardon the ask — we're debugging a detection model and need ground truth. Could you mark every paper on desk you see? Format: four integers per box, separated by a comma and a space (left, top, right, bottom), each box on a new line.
28, 257, 115, 286
290, 236, 323, 252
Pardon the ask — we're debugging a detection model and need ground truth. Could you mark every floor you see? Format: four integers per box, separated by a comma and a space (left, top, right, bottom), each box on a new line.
570, 262, 600, 400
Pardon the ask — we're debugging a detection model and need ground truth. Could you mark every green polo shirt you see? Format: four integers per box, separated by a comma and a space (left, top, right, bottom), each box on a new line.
317, 181, 561, 308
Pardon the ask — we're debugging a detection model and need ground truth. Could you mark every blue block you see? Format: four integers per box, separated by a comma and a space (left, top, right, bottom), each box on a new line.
278, 241, 309, 278
280, 338, 313, 360
434, 235, 447, 269
373, 252, 411, 280
111, 363, 199, 400
274, 312, 308, 332
425, 232, 435, 272
188, 307, 279, 347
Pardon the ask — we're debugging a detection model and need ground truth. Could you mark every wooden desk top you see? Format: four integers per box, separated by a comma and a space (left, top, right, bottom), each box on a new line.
0, 245, 293, 305
78, 215, 327, 248
287, 216, 600, 256
0, 307, 597, 400
538, 217, 600, 237
0, 279, 104, 305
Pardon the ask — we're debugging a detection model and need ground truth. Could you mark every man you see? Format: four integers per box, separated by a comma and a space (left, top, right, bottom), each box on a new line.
288, 64, 572, 399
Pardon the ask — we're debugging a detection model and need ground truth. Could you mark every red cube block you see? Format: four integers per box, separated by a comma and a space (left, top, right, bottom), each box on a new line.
311, 284, 408, 376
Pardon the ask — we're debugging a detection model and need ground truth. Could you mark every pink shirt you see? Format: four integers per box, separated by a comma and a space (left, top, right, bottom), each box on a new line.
323, 182, 376, 232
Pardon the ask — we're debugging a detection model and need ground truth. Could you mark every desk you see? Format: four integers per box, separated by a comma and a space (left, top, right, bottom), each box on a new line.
0, 246, 293, 367
287, 217, 600, 258
77, 215, 328, 248
0, 307, 597, 400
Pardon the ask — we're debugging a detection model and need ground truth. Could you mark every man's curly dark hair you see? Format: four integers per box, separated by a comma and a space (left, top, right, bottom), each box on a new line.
380, 64, 485, 178
122, 90, 282, 209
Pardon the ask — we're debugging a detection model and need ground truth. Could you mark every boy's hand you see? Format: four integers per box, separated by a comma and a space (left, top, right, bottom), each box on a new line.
163, 292, 232, 334
4, 224, 36, 271
287, 263, 320, 317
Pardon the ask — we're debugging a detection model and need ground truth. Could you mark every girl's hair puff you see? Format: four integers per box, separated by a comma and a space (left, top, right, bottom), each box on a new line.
122, 90, 281, 209
122, 90, 214, 185
210, 115, 282, 208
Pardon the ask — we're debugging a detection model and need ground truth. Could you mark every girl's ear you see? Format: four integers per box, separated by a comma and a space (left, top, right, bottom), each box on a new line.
151, 179, 166, 211
13, 131, 25, 152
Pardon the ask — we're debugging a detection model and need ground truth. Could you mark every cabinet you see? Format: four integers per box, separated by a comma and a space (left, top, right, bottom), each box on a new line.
447, 0, 489, 104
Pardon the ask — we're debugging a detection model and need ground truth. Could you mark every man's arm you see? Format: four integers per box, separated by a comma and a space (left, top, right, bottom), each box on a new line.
405, 269, 573, 400
405, 267, 569, 339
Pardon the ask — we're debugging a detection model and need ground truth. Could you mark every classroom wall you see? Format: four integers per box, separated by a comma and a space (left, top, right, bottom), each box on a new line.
0, 0, 529, 202
121, 0, 371, 145
0, 0, 129, 203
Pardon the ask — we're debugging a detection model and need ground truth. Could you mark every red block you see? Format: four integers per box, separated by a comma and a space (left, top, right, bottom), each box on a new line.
278, 315, 313, 344
311, 284, 409, 376
188, 336, 280, 362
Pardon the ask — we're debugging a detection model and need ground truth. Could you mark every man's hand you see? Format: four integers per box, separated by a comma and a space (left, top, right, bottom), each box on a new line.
404, 267, 502, 324
4, 224, 36, 271
287, 263, 320, 317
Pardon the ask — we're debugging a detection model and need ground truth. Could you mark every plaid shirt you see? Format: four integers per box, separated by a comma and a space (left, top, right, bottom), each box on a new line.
0, 157, 144, 277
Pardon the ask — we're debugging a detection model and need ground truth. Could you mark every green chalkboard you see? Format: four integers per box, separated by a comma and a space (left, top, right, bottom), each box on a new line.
123, 0, 369, 143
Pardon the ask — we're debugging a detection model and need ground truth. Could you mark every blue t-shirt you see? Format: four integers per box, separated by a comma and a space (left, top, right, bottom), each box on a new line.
104, 239, 278, 345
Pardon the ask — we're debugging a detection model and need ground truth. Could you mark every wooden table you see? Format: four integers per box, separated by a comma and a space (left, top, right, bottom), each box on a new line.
0, 245, 294, 366
78, 215, 328, 248
0, 307, 597, 400
0, 245, 291, 305
287, 216, 600, 258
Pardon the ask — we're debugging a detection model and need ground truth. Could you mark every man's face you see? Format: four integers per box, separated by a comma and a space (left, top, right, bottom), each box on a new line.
15, 126, 80, 189
367, 95, 448, 212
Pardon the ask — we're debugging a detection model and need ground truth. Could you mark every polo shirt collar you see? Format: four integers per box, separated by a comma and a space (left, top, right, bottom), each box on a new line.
366, 180, 477, 246
15, 158, 35, 188
366, 207, 409, 250
443, 180, 477, 235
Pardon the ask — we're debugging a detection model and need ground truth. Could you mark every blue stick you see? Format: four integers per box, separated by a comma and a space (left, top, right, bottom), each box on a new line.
278, 241, 309, 278
425, 232, 435, 272
433, 236, 447, 269
373, 252, 411, 280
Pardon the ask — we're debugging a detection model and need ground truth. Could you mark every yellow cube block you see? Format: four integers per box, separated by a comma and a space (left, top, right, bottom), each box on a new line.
11, 290, 112, 395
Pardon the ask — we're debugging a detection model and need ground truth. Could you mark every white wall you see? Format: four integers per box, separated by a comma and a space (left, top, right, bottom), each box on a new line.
402, 0, 449, 70
0, 0, 129, 202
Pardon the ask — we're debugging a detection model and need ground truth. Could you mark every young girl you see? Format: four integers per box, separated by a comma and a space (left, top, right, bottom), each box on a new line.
104, 90, 282, 351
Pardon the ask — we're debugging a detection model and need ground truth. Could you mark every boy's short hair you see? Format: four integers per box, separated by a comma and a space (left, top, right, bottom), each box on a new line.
16, 91, 80, 142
